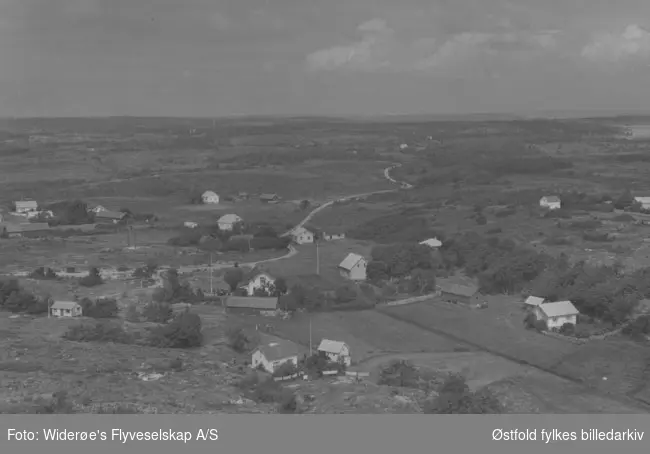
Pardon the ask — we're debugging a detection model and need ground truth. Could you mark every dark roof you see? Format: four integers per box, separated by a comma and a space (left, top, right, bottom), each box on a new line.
438, 282, 477, 297
260, 193, 279, 200
225, 296, 278, 309
4, 223, 50, 233
95, 210, 125, 220
256, 337, 303, 361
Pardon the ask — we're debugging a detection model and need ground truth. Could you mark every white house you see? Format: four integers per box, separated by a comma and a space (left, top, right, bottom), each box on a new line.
419, 238, 442, 248
217, 214, 242, 231
14, 200, 38, 213
534, 300, 579, 330
290, 226, 314, 244
539, 196, 561, 210
50, 301, 83, 318
242, 271, 276, 296
201, 191, 220, 204
317, 339, 351, 367
338, 253, 367, 281
251, 338, 302, 374
399, 143, 408, 151
184, 221, 198, 229
524, 296, 545, 309
322, 230, 345, 241
634, 197, 650, 210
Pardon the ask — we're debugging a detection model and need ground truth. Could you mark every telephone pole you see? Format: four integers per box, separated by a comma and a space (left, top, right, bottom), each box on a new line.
209, 253, 213, 295
309, 317, 312, 355
315, 240, 320, 275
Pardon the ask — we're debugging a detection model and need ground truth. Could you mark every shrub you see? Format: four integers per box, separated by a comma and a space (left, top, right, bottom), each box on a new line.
523, 312, 536, 329
558, 322, 575, 336
148, 312, 203, 348
227, 327, 251, 353
79, 267, 103, 287
80, 298, 118, 318
424, 374, 502, 414
272, 361, 298, 378
63, 320, 132, 344
29, 267, 58, 280
142, 302, 173, 323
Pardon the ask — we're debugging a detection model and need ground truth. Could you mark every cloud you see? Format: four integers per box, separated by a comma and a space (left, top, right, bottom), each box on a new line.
305, 18, 559, 74
582, 24, 650, 62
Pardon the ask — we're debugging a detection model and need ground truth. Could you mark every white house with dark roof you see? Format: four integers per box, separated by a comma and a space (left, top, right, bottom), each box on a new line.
240, 270, 276, 296
338, 253, 367, 281
217, 214, 242, 231
50, 301, 82, 317
534, 300, 579, 330
539, 196, 561, 210
317, 339, 351, 367
251, 337, 302, 373
634, 197, 650, 210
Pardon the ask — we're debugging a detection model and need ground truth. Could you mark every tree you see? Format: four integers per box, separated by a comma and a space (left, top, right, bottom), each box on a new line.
614, 188, 635, 210
224, 267, 245, 292
79, 267, 103, 287
409, 268, 437, 294
424, 374, 502, 414
143, 302, 173, 323
226, 327, 251, 353
274, 277, 288, 295
149, 312, 203, 348
334, 285, 357, 304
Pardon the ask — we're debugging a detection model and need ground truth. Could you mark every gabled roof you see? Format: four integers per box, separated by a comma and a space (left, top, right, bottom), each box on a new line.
15, 200, 37, 208
634, 197, 650, 204
438, 282, 477, 297
260, 193, 279, 200
420, 238, 442, 248
524, 296, 545, 307
338, 253, 365, 271
217, 214, 242, 224
291, 226, 313, 236
539, 300, 579, 318
95, 210, 125, 220
51, 301, 80, 310
317, 339, 349, 355
241, 269, 275, 285
202, 190, 218, 197
541, 196, 561, 203
256, 338, 302, 361
225, 296, 278, 310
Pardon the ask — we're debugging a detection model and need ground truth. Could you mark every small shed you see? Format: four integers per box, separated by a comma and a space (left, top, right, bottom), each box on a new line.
317, 339, 351, 367
184, 221, 198, 229
419, 238, 442, 248
539, 196, 561, 210
202, 191, 220, 204
217, 214, 243, 231
322, 229, 346, 241
438, 281, 481, 305
524, 296, 545, 309
260, 193, 279, 203
50, 301, 83, 318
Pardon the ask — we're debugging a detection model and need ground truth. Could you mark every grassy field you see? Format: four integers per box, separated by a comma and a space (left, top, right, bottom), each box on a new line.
257, 238, 374, 283
379, 296, 582, 370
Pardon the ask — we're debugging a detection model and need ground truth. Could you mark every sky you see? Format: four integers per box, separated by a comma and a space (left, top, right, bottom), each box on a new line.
1, 0, 650, 117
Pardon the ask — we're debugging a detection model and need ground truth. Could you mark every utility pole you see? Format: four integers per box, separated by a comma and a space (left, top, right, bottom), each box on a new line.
315, 240, 320, 275
209, 253, 213, 295
309, 317, 312, 355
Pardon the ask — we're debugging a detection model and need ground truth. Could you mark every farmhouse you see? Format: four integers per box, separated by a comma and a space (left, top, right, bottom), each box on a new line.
290, 226, 314, 244
338, 253, 367, 281
94, 210, 126, 224
14, 200, 38, 213
524, 296, 545, 309
634, 197, 650, 210
317, 339, 351, 367
322, 229, 346, 241
260, 193, 279, 203
50, 301, 82, 318
241, 270, 276, 296
225, 296, 278, 313
251, 338, 302, 374
534, 300, 579, 330
438, 281, 481, 305
217, 214, 242, 231
419, 238, 442, 248
539, 196, 561, 210
184, 221, 198, 229
201, 191, 220, 204
2, 223, 51, 238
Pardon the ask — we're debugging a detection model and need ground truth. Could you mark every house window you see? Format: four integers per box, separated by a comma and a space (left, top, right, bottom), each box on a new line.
259, 277, 267, 285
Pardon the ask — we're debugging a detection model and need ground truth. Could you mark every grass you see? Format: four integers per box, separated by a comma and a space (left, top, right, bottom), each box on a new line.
379, 296, 582, 370
258, 239, 374, 284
